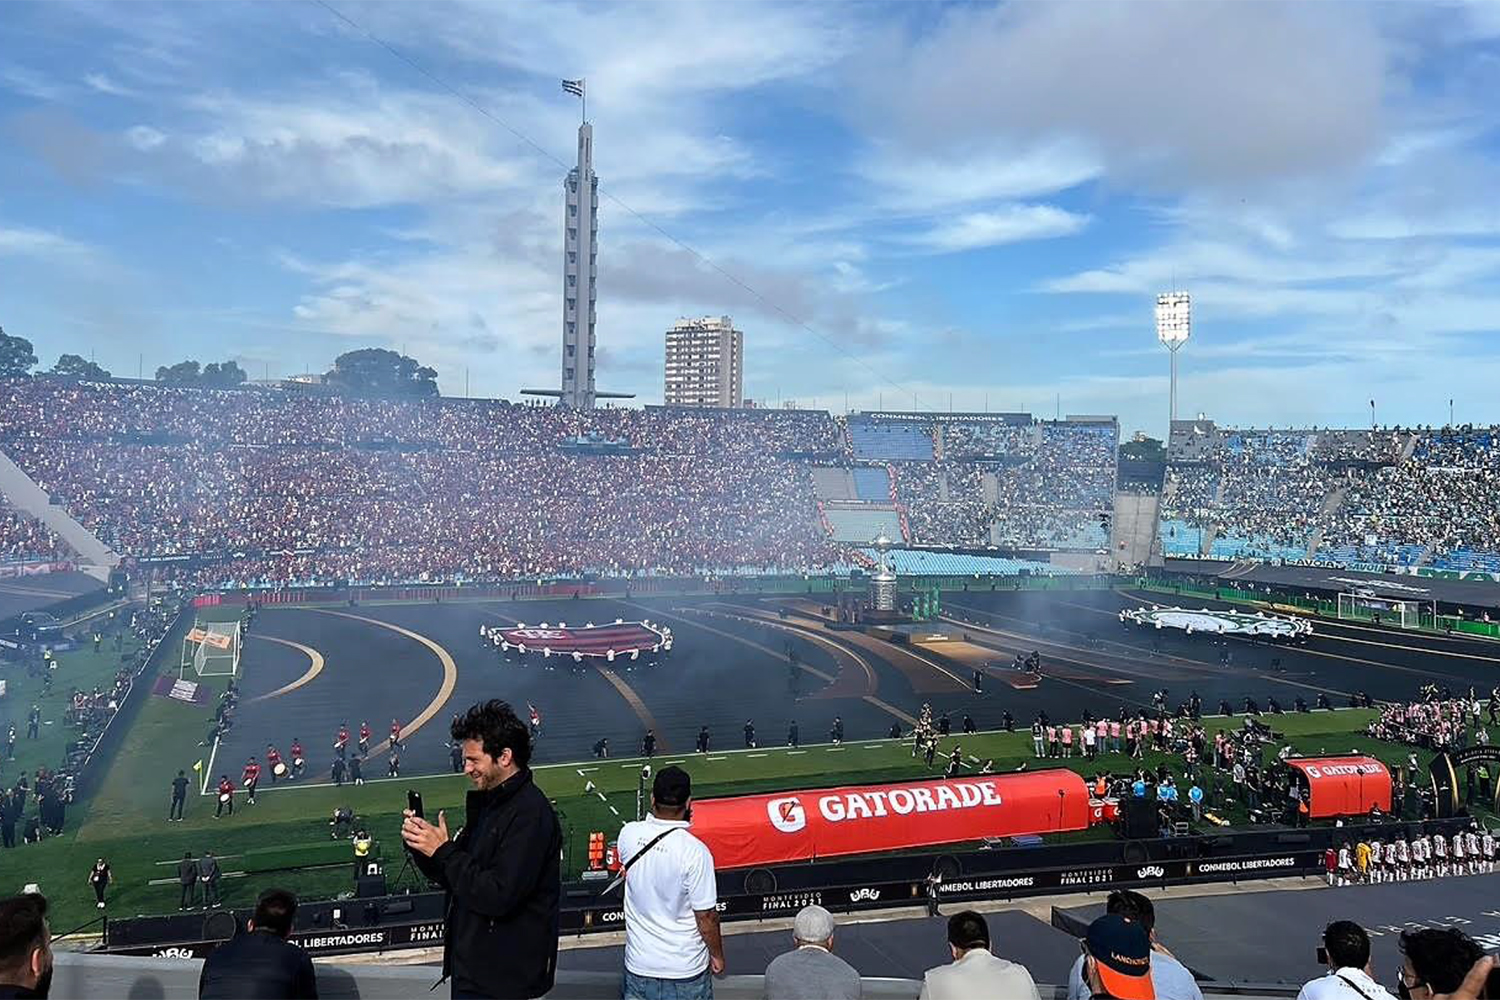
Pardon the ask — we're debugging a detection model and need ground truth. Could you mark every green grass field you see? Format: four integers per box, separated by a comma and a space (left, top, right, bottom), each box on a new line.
10, 596, 1491, 939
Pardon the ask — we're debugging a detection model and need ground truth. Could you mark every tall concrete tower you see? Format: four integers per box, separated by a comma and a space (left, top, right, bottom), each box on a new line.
523, 101, 632, 409
561, 122, 598, 409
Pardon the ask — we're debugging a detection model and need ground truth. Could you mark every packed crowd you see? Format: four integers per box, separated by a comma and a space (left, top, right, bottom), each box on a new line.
0, 380, 1131, 584
0, 501, 67, 564
1163, 423, 1500, 568
0, 380, 850, 586
883, 422, 1116, 550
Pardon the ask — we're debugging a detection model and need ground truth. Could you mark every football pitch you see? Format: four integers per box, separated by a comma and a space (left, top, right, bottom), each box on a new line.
15, 584, 1499, 935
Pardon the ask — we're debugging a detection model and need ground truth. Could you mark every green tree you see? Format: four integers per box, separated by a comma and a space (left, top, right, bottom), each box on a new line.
1120, 436, 1165, 463
51, 353, 112, 380
324, 348, 439, 397
202, 361, 247, 388
155, 360, 202, 385
0, 327, 38, 378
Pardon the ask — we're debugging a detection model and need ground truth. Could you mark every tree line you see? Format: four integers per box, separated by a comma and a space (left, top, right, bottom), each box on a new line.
0, 328, 439, 397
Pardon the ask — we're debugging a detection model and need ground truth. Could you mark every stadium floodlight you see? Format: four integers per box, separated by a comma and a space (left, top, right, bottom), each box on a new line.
1155, 291, 1192, 424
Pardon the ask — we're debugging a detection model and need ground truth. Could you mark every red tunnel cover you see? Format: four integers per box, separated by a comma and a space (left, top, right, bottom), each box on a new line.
1285, 756, 1392, 819
689, 769, 1092, 869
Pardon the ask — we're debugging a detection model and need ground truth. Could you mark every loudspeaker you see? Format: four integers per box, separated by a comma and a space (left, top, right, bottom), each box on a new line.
1122, 798, 1157, 839
356, 874, 388, 898
744, 868, 777, 895
203, 910, 239, 941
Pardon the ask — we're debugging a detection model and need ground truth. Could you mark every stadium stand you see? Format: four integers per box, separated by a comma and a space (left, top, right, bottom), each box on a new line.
1160, 419, 1500, 570
823, 502, 905, 544
0, 494, 69, 563
0, 382, 1131, 584
852, 465, 893, 501
847, 417, 935, 461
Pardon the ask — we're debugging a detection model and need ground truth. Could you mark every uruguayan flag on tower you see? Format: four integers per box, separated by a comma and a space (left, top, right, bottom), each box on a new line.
561, 78, 585, 98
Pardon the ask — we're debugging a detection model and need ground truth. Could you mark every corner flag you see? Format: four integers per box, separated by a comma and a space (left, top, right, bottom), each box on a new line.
192, 759, 203, 773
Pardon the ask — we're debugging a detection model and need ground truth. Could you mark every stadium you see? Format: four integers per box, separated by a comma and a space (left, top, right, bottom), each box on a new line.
4, 5, 1500, 999
4, 378, 1500, 997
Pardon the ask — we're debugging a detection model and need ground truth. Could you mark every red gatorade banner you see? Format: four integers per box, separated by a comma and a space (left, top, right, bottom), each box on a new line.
690, 770, 1092, 869
1285, 756, 1391, 818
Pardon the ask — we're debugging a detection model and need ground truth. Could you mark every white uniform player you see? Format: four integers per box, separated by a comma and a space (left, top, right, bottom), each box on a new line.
1396, 836, 1411, 880
1466, 829, 1481, 875
1450, 831, 1464, 876
1434, 830, 1448, 877
1337, 844, 1352, 886
1484, 829, 1497, 872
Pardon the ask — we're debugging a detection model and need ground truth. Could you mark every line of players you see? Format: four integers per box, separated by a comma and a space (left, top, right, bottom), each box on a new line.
1324, 825, 1497, 885
206, 719, 406, 818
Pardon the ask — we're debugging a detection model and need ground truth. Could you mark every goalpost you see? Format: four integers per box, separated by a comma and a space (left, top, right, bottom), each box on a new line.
1336, 592, 1433, 630
181, 620, 242, 678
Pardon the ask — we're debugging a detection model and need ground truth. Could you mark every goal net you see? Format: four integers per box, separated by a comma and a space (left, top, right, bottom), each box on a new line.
181, 621, 241, 678
1336, 592, 1431, 629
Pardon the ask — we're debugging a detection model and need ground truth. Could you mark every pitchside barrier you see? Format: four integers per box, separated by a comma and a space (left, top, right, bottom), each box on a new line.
103, 817, 1470, 959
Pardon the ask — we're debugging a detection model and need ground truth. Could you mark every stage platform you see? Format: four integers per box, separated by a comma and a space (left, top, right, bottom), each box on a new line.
868, 622, 952, 644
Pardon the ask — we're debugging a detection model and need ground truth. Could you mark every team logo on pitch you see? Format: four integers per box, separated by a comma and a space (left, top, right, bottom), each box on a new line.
768, 797, 807, 833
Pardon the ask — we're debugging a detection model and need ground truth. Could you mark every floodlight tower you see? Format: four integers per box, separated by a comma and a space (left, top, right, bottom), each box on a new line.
1155, 291, 1192, 425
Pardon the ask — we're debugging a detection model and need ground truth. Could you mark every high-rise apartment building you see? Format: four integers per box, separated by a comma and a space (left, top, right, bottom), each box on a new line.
664, 316, 744, 407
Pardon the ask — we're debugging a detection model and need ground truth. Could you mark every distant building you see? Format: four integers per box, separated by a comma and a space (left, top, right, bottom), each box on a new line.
664, 316, 744, 408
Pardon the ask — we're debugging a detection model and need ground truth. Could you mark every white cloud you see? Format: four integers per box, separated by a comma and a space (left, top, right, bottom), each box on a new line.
859, 139, 1102, 214
0, 226, 91, 259
83, 72, 133, 97
908, 205, 1091, 254
845, 1, 1389, 189
125, 125, 167, 151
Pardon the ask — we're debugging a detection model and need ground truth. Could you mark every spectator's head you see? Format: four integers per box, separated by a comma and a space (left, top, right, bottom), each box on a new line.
249, 889, 298, 939
1084, 913, 1155, 999
1322, 920, 1371, 973
651, 766, 692, 820
1105, 890, 1157, 940
450, 700, 530, 789
0, 893, 52, 995
177, 770, 184, 778
946, 910, 989, 960
792, 904, 836, 951
1400, 927, 1485, 998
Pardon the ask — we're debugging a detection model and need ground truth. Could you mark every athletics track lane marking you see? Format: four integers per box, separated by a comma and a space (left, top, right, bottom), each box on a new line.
634, 603, 917, 727
307, 609, 458, 756
247, 635, 326, 702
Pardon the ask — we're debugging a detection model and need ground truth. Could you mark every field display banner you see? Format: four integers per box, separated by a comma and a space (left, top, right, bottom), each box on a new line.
690, 770, 1092, 869
1285, 756, 1392, 818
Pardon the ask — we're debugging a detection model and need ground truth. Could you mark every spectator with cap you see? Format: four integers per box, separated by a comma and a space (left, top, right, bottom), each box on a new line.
617, 765, 723, 1000
1080, 912, 1155, 1000
0, 893, 52, 999
1399, 927, 1486, 1000
762, 904, 861, 1000
918, 910, 1040, 1000
1068, 891, 1200, 1000
401, 699, 562, 1000
197, 888, 317, 999
1296, 920, 1396, 1000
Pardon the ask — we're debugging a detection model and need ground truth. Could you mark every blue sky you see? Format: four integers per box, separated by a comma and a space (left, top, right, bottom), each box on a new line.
4, 0, 1500, 435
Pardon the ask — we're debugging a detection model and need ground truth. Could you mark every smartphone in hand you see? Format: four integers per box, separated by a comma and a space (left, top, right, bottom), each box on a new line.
408, 790, 424, 819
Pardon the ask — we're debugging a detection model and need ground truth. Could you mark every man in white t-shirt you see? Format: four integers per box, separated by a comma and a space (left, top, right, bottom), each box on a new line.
617, 766, 724, 1000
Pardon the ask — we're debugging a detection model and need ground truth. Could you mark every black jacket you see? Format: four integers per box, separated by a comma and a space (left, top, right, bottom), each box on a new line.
412, 768, 562, 999
197, 929, 318, 999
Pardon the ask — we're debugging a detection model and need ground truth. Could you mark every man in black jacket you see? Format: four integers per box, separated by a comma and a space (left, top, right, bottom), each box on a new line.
198, 889, 317, 999
178, 852, 199, 910
402, 699, 561, 999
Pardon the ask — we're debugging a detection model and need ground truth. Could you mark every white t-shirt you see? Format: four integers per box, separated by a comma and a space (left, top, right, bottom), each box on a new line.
618, 814, 718, 979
